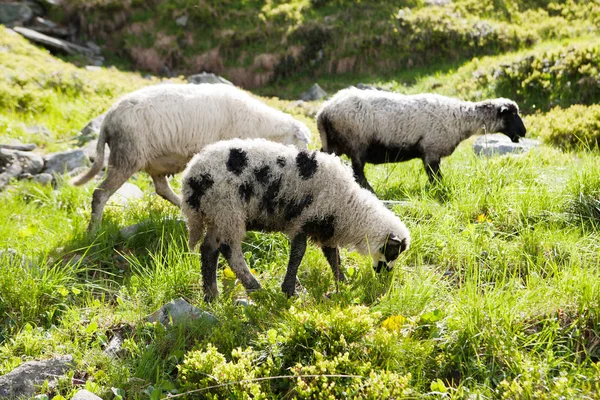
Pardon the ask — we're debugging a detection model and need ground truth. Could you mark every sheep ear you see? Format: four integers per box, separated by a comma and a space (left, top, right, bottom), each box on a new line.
499, 105, 510, 115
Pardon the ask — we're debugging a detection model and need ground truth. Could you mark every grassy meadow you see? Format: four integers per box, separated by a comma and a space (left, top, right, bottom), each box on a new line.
1, 0, 600, 397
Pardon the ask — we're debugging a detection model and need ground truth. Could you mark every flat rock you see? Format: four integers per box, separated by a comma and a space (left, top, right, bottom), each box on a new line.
301, 83, 328, 101
187, 72, 233, 86
0, 142, 36, 151
1, 148, 43, 175
146, 298, 217, 326
0, 355, 73, 398
72, 389, 103, 400
13, 26, 95, 57
108, 182, 144, 207
43, 149, 89, 174
473, 134, 540, 157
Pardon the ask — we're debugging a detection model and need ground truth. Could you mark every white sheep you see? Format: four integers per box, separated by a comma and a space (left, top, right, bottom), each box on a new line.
316, 87, 527, 191
72, 83, 312, 230
181, 138, 410, 300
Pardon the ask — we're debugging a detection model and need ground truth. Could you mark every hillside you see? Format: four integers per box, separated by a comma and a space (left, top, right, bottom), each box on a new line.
1, 0, 600, 398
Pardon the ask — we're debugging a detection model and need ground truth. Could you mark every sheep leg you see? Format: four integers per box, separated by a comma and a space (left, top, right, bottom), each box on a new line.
281, 233, 307, 297
88, 167, 135, 231
151, 174, 181, 207
423, 158, 442, 183
220, 242, 261, 293
351, 158, 375, 193
200, 229, 220, 302
322, 246, 345, 282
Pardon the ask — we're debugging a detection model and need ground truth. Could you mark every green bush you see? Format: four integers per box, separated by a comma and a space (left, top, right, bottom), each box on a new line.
527, 104, 600, 150
475, 43, 600, 112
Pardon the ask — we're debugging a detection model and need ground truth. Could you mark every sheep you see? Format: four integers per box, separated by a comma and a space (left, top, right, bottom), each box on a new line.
72, 83, 312, 230
181, 138, 410, 301
316, 87, 527, 191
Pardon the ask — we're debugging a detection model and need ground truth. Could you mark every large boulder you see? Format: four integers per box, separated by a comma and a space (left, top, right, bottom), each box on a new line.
473, 134, 540, 157
43, 149, 89, 174
0, 355, 73, 398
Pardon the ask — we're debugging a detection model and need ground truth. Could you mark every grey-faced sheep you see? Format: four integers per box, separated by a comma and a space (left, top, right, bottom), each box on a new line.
181, 138, 410, 301
72, 83, 312, 230
317, 87, 527, 191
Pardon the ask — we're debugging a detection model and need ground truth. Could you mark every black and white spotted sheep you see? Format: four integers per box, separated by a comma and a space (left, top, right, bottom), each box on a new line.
72, 83, 312, 231
180, 138, 411, 301
317, 87, 527, 191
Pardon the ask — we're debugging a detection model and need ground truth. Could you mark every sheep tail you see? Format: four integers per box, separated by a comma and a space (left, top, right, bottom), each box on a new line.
71, 126, 107, 186
316, 112, 330, 152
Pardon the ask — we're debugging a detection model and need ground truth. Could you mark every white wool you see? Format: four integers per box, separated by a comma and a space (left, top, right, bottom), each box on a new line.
317, 87, 518, 160
181, 138, 410, 260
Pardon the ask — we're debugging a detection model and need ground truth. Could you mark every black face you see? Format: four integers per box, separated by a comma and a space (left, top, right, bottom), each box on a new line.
498, 105, 527, 143
374, 234, 408, 273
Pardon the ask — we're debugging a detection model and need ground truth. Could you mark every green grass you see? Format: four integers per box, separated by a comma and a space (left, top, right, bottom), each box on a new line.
2, 0, 600, 397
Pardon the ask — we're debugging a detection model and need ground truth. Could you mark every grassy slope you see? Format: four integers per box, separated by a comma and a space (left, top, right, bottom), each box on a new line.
1, 1, 600, 398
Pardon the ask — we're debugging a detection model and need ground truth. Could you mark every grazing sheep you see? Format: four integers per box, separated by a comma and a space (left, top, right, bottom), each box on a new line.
181, 138, 410, 300
317, 87, 527, 191
72, 83, 312, 230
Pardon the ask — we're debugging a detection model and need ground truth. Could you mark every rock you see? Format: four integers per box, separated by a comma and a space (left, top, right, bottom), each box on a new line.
72, 389, 103, 400
0, 248, 27, 266
119, 221, 146, 239
146, 298, 217, 326
175, 14, 189, 27
473, 134, 540, 157
13, 27, 95, 57
0, 3, 33, 25
25, 125, 50, 136
77, 113, 106, 146
85, 41, 102, 56
0, 355, 73, 398
0, 142, 36, 151
85, 65, 101, 72
33, 172, 53, 185
43, 149, 89, 174
0, 151, 23, 190
187, 72, 233, 86
29, 16, 69, 37
300, 83, 328, 101
108, 183, 144, 207
425, 0, 452, 5
81, 139, 109, 165
0, 148, 43, 175
104, 333, 124, 358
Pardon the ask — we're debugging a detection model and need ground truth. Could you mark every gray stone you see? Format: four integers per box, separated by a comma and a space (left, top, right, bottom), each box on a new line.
78, 113, 106, 145
13, 26, 95, 57
0, 355, 73, 398
43, 149, 89, 174
72, 389, 103, 400
473, 134, 540, 157
1, 148, 43, 175
119, 221, 146, 239
85, 41, 102, 56
146, 298, 217, 326
108, 182, 144, 207
104, 333, 124, 358
81, 139, 109, 165
187, 72, 233, 86
33, 172, 53, 185
175, 14, 189, 27
29, 16, 68, 37
0, 142, 36, 151
0, 3, 33, 25
425, 0, 452, 5
25, 124, 50, 136
0, 151, 23, 190
300, 83, 328, 101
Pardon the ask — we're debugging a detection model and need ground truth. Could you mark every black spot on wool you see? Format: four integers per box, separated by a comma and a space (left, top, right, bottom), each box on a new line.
226, 148, 248, 175
254, 165, 271, 184
276, 156, 287, 167
296, 151, 318, 180
185, 173, 214, 211
303, 215, 335, 242
284, 195, 313, 221
260, 176, 282, 214
239, 182, 254, 203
